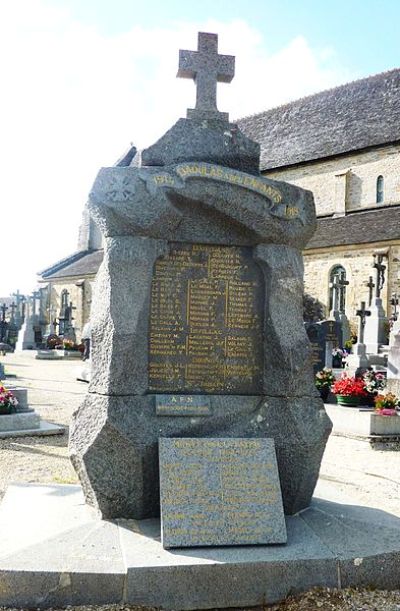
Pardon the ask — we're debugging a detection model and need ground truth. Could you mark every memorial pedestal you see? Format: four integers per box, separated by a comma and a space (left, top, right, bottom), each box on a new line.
364, 298, 388, 354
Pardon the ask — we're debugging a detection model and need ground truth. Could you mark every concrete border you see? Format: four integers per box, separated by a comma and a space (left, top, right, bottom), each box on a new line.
0, 483, 399, 609
0, 421, 65, 439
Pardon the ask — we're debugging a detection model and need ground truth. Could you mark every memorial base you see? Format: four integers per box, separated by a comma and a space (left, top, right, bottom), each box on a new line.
69, 393, 332, 519
1, 483, 400, 609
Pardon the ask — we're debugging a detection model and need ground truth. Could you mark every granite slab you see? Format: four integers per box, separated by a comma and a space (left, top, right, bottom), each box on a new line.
1, 483, 400, 609
159, 437, 287, 548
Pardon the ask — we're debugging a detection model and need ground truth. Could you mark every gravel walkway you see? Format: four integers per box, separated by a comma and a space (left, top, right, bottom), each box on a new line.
0, 352, 399, 610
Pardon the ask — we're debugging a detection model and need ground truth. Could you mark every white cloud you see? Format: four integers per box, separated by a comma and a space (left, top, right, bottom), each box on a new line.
0, 1, 353, 295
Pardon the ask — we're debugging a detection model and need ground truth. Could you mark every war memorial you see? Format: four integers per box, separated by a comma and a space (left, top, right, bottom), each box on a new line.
1, 32, 400, 610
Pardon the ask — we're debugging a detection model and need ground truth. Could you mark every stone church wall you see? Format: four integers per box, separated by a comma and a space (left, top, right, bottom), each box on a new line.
48, 277, 95, 341
303, 242, 400, 329
265, 143, 400, 216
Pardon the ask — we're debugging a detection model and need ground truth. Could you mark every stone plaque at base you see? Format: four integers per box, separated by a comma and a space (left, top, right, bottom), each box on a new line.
156, 395, 211, 416
159, 437, 287, 548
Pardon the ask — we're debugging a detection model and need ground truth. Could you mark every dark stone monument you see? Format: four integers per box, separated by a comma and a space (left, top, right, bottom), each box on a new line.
305, 320, 343, 373
69, 31, 332, 520
159, 437, 287, 548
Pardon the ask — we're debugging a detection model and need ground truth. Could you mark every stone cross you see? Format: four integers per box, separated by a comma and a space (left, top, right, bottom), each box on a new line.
31, 290, 41, 316
9, 302, 17, 324
178, 32, 235, 121
365, 276, 375, 307
329, 276, 340, 312
0, 303, 8, 342
0, 303, 7, 323
330, 274, 348, 313
390, 292, 399, 322
373, 253, 386, 298
356, 301, 371, 344
337, 272, 349, 310
12, 291, 25, 325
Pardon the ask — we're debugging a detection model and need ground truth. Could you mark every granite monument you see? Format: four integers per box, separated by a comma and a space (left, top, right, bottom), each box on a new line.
69, 32, 332, 520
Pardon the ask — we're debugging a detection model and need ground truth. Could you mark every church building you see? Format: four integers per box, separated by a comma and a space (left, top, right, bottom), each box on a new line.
239, 67, 400, 332
38, 67, 400, 340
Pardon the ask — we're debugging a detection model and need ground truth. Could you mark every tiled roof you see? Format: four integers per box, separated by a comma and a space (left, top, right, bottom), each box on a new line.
238, 68, 400, 171
306, 205, 400, 250
40, 250, 104, 280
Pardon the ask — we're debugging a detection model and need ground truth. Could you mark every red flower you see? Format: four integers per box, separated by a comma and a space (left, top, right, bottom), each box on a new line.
332, 374, 367, 397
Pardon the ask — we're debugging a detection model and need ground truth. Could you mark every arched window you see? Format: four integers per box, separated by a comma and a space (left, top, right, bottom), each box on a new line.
329, 265, 347, 313
376, 175, 384, 204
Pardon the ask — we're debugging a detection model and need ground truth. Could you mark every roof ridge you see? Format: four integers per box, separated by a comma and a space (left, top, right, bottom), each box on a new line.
237, 66, 400, 123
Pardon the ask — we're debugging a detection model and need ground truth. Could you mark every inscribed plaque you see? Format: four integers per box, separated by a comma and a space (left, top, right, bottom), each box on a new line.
149, 243, 264, 394
159, 437, 287, 548
156, 395, 211, 416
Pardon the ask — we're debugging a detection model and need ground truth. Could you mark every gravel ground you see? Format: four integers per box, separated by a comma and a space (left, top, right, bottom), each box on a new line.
1, 352, 400, 610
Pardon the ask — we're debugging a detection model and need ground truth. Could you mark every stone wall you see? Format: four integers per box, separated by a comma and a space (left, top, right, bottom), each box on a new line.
303, 241, 400, 328
47, 277, 95, 341
265, 144, 400, 216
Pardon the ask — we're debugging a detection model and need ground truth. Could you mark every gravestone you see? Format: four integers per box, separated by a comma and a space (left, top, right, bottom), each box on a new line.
346, 301, 370, 372
386, 324, 400, 396
69, 31, 332, 520
159, 437, 287, 548
364, 252, 389, 353
305, 320, 342, 373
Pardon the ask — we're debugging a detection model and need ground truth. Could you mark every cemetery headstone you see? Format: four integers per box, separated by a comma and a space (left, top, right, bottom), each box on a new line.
159, 437, 287, 548
305, 320, 342, 373
364, 252, 389, 352
346, 301, 370, 372
69, 31, 332, 521
0, 304, 8, 343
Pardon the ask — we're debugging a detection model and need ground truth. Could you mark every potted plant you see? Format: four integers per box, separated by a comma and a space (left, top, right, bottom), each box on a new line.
362, 369, 386, 406
315, 368, 335, 402
332, 373, 367, 407
374, 392, 399, 416
0, 385, 18, 415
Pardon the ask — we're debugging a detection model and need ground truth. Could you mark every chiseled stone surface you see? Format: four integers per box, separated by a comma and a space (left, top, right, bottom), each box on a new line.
69, 394, 330, 519
141, 119, 260, 173
159, 437, 287, 548
70, 32, 331, 521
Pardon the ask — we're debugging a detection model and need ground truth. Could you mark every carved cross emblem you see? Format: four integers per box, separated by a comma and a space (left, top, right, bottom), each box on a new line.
178, 32, 235, 121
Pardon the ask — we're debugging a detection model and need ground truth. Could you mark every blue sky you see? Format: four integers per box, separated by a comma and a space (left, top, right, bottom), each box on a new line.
57, 0, 400, 76
1, 0, 399, 295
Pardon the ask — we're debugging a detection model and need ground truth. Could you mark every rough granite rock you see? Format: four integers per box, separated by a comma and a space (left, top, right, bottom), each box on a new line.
69, 33, 332, 521
70, 394, 330, 519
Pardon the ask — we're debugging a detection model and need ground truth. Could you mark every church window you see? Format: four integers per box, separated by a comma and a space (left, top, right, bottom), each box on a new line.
329, 265, 347, 313
376, 175, 384, 203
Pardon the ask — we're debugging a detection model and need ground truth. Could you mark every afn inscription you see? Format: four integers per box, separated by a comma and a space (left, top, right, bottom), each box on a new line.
148, 243, 264, 394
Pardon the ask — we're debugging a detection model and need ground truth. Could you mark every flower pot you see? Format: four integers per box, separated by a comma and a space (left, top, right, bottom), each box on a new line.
318, 387, 330, 402
336, 395, 360, 407
360, 392, 376, 407
0, 405, 13, 415
332, 356, 342, 368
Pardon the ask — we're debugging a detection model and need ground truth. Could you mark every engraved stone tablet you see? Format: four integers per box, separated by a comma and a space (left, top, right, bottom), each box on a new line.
156, 395, 211, 416
159, 437, 287, 548
149, 243, 264, 394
